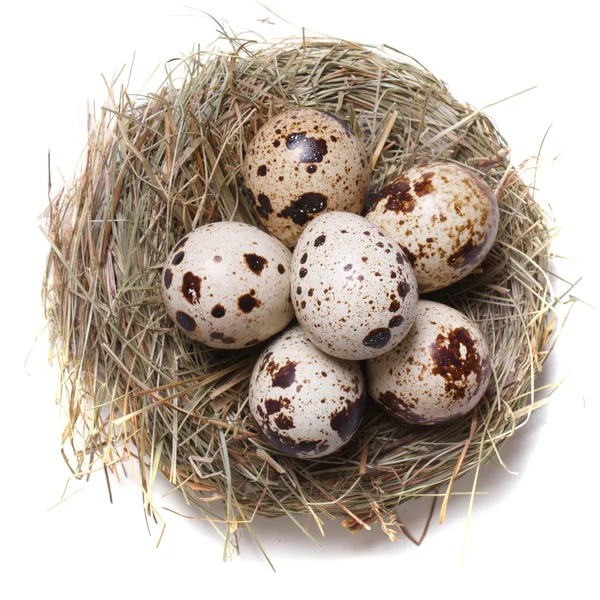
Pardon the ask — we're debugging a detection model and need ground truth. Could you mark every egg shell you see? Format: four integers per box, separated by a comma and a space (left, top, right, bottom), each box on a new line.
366, 300, 492, 424
160, 221, 294, 348
365, 162, 499, 292
291, 211, 419, 361
243, 108, 370, 248
248, 325, 366, 458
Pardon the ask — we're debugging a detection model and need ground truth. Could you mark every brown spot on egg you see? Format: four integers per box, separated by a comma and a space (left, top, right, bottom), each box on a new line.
447, 237, 487, 268
175, 311, 196, 332
279, 192, 328, 225
265, 397, 290, 415
163, 268, 173, 289
397, 281, 411, 299
269, 360, 297, 389
260, 425, 323, 456
400, 245, 417, 266
389, 299, 401, 312
209, 331, 236, 344
382, 178, 415, 213
329, 399, 363, 441
173, 236, 188, 252
377, 391, 423, 423
274, 414, 295, 430
259, 351, 273, 373
256, 193, 274, 219
300, 252, 308, 264
214, 255, 222, 263
172, 251, 185, 265
413, 171, 435, 196
314, 234, 326, 247
362, 328, 391, 349
277, 263, 286, 274
306, 164, 317, 174
389, 315, 405, 328
429, 327, 483, 400
343, 263, 352, 271
308, 288, 314, 296
285, 132, 328, 163
211, 304, 226, 318
244, 253, 268, 274
299, 268, 308, 278
257, 165, 267, 177
181, 272, 201, 304
238, 293, 261, 313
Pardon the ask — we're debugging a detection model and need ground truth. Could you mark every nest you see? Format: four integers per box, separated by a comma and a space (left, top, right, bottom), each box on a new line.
44, 36, 556, 551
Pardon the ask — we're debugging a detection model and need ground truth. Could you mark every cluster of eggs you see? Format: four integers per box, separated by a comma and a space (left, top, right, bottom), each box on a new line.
161, 108, 498, 459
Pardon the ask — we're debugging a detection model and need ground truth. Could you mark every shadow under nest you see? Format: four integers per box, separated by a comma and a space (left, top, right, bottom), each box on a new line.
44, 38, 555, 546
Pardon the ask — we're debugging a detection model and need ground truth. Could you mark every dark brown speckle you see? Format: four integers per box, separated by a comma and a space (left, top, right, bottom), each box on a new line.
172, 251, 185, 265
245, 253, 268, 275
181, 272, 201, 304
362, 328, 391, 349
238, 293, 261, 313
163, 268, 173, 289
176, 311, 196, 332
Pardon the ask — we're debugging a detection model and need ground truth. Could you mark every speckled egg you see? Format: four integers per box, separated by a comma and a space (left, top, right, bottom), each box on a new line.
243, 108, 370, 248
290, 211, 419, 360
160, 221, 294, 348
249, 325, 366, 458
365, 162, 499, 292
366, 300, 492, 424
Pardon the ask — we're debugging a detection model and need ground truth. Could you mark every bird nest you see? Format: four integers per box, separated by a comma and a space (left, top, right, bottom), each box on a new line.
43, 35, 556, 554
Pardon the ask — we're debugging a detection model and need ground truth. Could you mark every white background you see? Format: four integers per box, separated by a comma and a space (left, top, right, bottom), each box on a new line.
1, 0, 598, 597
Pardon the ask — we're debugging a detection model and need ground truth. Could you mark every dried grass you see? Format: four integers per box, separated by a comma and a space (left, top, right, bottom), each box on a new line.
43, 33, 561, 556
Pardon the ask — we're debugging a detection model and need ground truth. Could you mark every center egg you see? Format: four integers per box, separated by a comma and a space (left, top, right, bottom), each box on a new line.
290, 212, 419, 360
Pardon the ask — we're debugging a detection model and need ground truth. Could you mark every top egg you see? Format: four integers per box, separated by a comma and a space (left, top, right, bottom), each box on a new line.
243, 108, 370, 248
365, 162, 499, 293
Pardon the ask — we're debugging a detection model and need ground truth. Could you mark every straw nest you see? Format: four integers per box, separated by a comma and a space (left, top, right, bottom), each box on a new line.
44, 35, 556, 551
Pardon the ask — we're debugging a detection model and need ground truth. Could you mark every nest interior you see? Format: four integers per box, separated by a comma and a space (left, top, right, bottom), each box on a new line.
44, 37, 555, 545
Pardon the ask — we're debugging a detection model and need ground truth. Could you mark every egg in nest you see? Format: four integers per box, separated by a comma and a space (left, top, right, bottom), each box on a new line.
365, 162, 499, 292
366, 300, 492, 424
161, 222, 294, 348
249, 325, 366, 458
243, 108, 370, 248
290, 211, 419, 361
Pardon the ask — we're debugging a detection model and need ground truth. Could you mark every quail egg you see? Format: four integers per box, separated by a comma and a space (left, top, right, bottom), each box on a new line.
291, 211, 419, 360
243, 108, 370, 248
365, 162, 499, 292
161, 221, 294, 348
366, 300, 492, 424
249, 325, 366, 458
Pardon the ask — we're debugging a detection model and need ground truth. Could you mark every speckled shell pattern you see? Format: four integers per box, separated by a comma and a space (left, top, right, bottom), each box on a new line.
365, 162, 499, 293
367, 300, 492, 425
243, 108, 371, 248
160, 221, 294, 349
249, 326, 366, 458
290, 212, 419, 361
